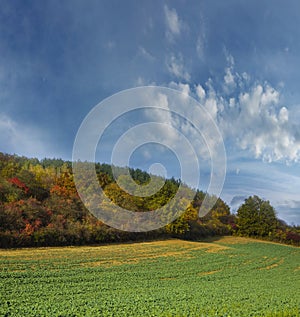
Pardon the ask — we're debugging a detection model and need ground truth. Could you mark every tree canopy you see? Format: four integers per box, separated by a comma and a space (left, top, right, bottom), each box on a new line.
237, 195, 278, 237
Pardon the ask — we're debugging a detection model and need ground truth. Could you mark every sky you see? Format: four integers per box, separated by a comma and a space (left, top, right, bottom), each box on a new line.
0, 0, 300, 224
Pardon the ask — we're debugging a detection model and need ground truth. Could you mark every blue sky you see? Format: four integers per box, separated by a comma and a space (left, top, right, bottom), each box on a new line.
0, 0, 300, 224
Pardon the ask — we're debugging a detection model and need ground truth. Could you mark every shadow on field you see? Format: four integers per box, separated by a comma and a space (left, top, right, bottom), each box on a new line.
174, 234, 229, 244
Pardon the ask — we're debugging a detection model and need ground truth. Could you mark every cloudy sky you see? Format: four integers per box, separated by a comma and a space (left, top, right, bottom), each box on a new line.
0, 0, 300, 224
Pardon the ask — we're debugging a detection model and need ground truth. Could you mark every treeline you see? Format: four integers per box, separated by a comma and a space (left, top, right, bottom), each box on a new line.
0, 152, 299, 248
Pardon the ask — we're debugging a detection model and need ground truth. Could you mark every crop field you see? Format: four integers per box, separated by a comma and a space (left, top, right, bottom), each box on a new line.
0, 237, 299, 317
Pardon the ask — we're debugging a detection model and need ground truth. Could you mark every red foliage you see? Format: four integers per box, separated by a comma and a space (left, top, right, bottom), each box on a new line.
46, 209, 53, 217
229, 222, 237, 230
50, 185, 69, 197
8, 177, 29, 193
34, 219, 42, 229
23, 223, 34, 236
286, 231, 300, 242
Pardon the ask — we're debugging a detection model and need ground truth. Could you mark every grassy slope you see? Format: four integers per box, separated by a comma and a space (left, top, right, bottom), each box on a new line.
0, 237, 299, 317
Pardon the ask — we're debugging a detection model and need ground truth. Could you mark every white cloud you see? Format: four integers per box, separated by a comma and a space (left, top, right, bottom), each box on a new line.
221, 83, 299, 162
220, 71, 299, 162
169, 81, 190, 98
135, 76, 145, 86
166, 55, 300, 163
261, 84, 279, 106
194, 11, 207, 60
164, 5, 182, 41
199, 78, 219, 120
134, 76, 156, 87
0, 113, 50, 158
166, 54, 190, 82
195, 84, 206, 100
196, 34, 206, 61
279, 106, 288, 123
203, 94, 218, 120
142, 88, 212, 165
138, 46, 155, 61
224, 67, 235, 87
225, 51, 234, 66
223, 52, 236, 91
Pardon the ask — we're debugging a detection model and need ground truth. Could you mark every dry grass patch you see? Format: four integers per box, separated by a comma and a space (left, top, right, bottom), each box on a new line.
198, 269, 221, 276
259, 258, 284, 270
293, 266, 300, 272
215, 236, 258, 245
205, 245, 229, 253
80, 239, 229, 267
0, 239, 232, 269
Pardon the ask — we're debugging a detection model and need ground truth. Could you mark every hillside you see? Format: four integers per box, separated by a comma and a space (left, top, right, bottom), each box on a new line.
0, 152, 233, 247
0, 152, 299, 247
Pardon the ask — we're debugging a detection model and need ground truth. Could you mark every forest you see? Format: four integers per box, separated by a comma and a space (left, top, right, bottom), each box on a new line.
0, 152, 299, 248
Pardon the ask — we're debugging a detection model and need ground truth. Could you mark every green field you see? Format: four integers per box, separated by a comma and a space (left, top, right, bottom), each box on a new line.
0, 237, 299, 317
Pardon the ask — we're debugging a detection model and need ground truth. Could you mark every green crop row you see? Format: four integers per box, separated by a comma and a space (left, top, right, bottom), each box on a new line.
0, 237, 299, 316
